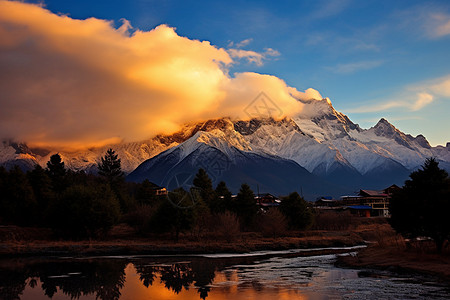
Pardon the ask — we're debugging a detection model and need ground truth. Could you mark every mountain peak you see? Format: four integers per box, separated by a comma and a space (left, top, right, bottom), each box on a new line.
373, 118, 397, 135
375, 118, 393, 127
414, 134, 431, 149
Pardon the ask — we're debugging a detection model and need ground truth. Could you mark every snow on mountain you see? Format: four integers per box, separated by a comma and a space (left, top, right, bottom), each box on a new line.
0, 140, 40, 171
2, 96, 449, 195
127, 131, 346, 199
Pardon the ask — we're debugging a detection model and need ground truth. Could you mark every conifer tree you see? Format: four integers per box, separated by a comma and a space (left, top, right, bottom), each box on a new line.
390, 158, 450, 252
214, 181, 232, 213
98, 148, 124, 183
46, 153, 66, 192
28, 165, 54, 224
235, 183, 257, 227
98, 149, 132, 212
192, 168, 215, 210
279, 192, 313, 230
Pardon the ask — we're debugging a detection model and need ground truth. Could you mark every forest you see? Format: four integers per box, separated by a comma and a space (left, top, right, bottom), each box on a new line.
0, 149, 313, 240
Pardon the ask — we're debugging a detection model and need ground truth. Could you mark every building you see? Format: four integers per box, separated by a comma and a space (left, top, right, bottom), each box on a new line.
256, 193, 281, 209
315, 197, 341, 209
153, 186, 168, 196
341, 184, 400, 217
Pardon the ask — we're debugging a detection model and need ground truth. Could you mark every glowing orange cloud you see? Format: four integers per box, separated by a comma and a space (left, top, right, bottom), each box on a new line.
0, 0, 322, 150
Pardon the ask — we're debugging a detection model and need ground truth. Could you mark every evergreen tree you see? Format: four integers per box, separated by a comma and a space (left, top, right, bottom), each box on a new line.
192, 168, 215, 210
27, 165, 55, 225
46, 153, 66, 192
390, 158, 450, 252
279, 192, 313, 230
151, 188, 195, 242
235, 183, 257, 228
98, 149, 124, 183
98, 149, 132, 213
214, 181, 232, 213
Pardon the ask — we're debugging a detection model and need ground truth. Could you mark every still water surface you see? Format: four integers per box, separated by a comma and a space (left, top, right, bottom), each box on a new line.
2, 246, 449, 299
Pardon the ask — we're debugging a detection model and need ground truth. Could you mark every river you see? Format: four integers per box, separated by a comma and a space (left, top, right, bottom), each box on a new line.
1, 246, 448, 299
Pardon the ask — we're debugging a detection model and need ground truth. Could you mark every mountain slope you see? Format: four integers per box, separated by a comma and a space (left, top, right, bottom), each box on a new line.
127, 131, 346, 199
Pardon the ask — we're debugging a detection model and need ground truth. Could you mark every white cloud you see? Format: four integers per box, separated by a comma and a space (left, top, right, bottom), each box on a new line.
347, 75, 450, 114
235, 38, 253, 48
398, 5, 450, 39
330, 60, 383, 74
290, 88, 323, 101
429, 76, 450, 97
411, 93, 434, 111
227, 47, 280, 66
347, 93, 435, 114
346, 101, 405, 114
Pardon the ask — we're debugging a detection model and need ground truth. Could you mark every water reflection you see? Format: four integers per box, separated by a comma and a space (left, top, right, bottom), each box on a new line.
0, 249, 449, 300
0, 259, 127, 300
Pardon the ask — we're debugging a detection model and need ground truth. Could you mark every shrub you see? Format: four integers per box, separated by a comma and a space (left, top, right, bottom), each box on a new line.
255, 208, 288, 237
312, 210, 356, 230
213, 211, 241, 242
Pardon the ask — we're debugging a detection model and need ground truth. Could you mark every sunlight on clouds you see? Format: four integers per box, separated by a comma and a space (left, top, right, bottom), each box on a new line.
429, 76, 450, 97
289, 88, 323, 101
346, 74, 450, 114
402, 5, 450, 39
411, 93, 434, 111
347, 92, 434, 114
429, 13, 450, 38
346, 101, 404, 114
0, 0, 306, 150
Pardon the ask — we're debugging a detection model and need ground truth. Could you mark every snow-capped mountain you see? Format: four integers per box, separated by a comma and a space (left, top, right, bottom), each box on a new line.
127, 130, 346, 199
2, 96, 449, 198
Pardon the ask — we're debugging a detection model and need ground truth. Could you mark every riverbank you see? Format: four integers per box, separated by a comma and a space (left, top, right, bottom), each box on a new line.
337, 239, 450, 283
2, 221, 450, 284
0, 221, 386, 257
0, 231, 365, 257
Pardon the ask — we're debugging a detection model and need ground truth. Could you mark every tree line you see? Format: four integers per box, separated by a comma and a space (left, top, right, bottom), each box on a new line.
0, 149, 314, 240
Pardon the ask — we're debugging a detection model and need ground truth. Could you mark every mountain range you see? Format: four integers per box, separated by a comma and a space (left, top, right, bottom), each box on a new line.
2, 97, 449, 199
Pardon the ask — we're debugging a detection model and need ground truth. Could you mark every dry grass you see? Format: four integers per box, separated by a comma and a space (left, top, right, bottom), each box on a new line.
3, 217, 430, 258
255, 209, 288, 237
212, 212, 241, 242
337, 221, 450, 282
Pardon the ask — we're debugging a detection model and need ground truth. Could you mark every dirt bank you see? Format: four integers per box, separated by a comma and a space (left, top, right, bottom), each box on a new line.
337, 239, 450, 283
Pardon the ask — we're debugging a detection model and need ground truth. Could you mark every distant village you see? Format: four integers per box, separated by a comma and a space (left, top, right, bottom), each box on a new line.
151, 184, 400, 218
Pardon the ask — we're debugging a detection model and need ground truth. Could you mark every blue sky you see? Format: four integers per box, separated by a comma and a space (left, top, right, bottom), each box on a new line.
9, 0, 450, 146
